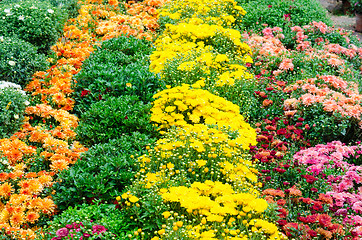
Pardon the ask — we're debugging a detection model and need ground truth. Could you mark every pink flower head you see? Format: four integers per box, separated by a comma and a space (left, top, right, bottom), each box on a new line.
284, 14, 291, 21
279, 58, 294, 71
353, 201, 362, 214
56, 228, 69, 237
92, 225, 107, 234
262, 27, 273, 37
272, 27, 283, 32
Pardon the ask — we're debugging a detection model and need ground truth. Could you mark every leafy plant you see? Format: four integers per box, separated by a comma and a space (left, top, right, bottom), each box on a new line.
238, 0, 332, 39
0, 82, 29, 138
38, 203, 132, 240
52, 133, 156, 211
47, 0, 80, 18
0, 0, 67, 53
76, 95, 158, 146
0, 36, 48, 87
72, 35, 162, 114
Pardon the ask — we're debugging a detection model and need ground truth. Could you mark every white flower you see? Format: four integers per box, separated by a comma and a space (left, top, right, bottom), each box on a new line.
4, 9, 11, 14
14, 4, 20, 8
24, 100, 30, 106
18, 15, 24, 20
8, 60, 16, 66
0, 36, 3, 42
0, 81, 22, 90
47, 9, 54, 14
14, 114, 19, 119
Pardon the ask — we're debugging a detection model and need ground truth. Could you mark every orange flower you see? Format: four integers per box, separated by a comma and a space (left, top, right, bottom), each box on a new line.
109, 0, 119, 6
26, 211, 40, 223
10, 212, 25, 227
316, 228, 332, 239
318, 193, 333, 205
262, 99, 273, 107
38, 198, 55, 214
288, 185, 302, 197
50, 159, 69, 172
279, 58, 294, 71
0, 183, 13, 198
0, 173, 9, 181
262, 188, 285, 198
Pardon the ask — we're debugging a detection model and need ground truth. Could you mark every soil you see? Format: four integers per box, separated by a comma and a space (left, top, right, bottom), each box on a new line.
318, 0, 362, 42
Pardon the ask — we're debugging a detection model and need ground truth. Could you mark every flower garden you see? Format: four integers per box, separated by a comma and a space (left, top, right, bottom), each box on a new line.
0, 0, 361, 239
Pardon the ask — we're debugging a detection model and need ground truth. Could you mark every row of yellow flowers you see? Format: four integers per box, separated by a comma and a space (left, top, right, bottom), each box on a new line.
117, 0, 286, 239
0, 0, 165, 238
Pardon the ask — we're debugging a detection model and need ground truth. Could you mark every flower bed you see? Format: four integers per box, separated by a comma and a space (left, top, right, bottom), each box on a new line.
0, 0, 361, 239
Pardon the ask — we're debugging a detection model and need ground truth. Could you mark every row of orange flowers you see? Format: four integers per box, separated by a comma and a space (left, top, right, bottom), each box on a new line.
0, 0, 165, 238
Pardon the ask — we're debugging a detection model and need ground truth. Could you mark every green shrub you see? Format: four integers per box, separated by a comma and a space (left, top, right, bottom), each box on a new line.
0, 82, 29, 138
47, 0, 80, 18
52, 133, 156, 211
0, 36, 48, 87
72, 35, 162, 114
239, 0, 332, 36
0, 0, 67, 53
38, 203, 131, 240
1, 0, 80, 18
76, 95, 158, 146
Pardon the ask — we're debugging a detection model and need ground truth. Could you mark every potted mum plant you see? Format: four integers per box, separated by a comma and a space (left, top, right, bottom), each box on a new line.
351, 0, 362, 31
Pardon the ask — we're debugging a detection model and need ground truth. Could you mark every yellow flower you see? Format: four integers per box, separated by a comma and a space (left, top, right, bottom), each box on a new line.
162, 211, 171, 219
196, 159, 207, 167
176, 221, 183, 227
129, 195, 139, 203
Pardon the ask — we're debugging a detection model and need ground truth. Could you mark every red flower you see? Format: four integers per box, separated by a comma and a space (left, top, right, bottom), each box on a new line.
307, 230, 317, 237
304, 174, 318, 184
305, 214, 318, 223
310, 201, 324, 212
284, 14, 291, 21
81, 89, 90, 97
277, 219, 287, 226
318, 214, 332, 228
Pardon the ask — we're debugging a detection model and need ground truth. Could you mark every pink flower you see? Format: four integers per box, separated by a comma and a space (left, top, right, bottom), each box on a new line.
353, 201, 362, 214
92, 225, 107, 234
56, 228, 69, 237
291, 26, 303, 32
262, 27, 273, 37
279, 58, 294, 71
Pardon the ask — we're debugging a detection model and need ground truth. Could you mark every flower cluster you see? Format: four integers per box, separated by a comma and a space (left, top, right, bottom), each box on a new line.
158, 0, 246, 27
45, 221, 113, 240
0, 0, 168, 237
150, 84, 257, 150
116, 0, 286, 239
119, 124, 284, 239
294, 141, 362, 237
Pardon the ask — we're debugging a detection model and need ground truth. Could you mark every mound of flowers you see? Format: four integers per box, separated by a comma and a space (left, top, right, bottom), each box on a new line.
0, 0, 361, 239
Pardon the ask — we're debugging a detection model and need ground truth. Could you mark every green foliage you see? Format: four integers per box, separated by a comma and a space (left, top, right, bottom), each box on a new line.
1, 0, 80, 18
72, 35, 162, 114
47, 0, 80, 18
0, 0, 67, 53
0, 36, 48, 87
238, 0, 332, 35
0, 83, 28, 138
76, 95, 158, 146
38, 203, 131, 240
294, 106, 362, 144
52, 133, 156, 211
